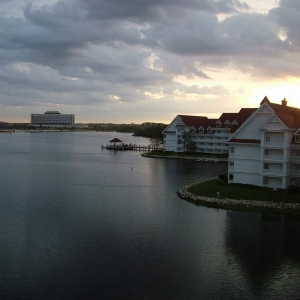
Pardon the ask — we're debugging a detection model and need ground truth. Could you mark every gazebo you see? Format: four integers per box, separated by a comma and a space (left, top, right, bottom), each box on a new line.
109, 138, 123, 146
109, 138, 123, 144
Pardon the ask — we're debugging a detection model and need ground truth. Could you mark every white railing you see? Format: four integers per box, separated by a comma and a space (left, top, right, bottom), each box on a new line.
264, 142, 284, 147
291, 156, 300, 161
214, 132, 230, 137
264, 155, 284, 161
290, 170, 300, 176
263, 169, 283, 175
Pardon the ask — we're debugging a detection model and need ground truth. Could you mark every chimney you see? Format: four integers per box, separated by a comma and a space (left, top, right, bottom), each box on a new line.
281, 98, 287, 106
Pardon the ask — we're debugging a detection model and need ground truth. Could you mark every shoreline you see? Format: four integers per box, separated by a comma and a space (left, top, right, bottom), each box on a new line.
177, 177, 300, 215
141, 153, 228, 163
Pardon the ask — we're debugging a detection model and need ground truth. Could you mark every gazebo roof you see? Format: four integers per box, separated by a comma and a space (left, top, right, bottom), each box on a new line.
109, 138, 123, 143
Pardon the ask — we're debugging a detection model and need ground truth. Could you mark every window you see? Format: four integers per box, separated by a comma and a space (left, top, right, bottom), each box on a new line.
216, 121, 222, 128
199, 126, 204, 133
265, 136, 271, 143
225, 120, 230, 127
207, 127, 213, 133
264, 163, 270, 170
229, 161, 234, 167
232, 120, 238, 125
296, 135, 300, 143
263, 177, 269, 185
264, 149, 269, 155
190, 126, 196, 133
230, 147, 234, 153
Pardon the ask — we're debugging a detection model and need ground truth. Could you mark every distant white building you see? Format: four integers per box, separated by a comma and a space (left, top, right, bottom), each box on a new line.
163, 108, 256, 154
31, 111, 75, 127
227, 97, 300, 189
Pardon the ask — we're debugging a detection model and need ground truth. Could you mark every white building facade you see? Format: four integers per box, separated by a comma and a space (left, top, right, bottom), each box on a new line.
31, 111, 75, 127
227, 97, 300, 189
163, 109, 255, 154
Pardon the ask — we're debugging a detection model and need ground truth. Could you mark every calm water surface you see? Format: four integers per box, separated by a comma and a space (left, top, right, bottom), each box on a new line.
0, 132, 300, 300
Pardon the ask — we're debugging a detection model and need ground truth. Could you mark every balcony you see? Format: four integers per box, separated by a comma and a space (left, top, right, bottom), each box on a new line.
264, 141, 284, 147
291, 156, 300, 162
214, 132, 230, 137
263, 169, 283, 175
264, 155, 284, 161
290, 170, 300, 176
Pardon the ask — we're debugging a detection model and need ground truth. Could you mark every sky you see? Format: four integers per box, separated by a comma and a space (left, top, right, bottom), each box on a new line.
1, 0, 300, 124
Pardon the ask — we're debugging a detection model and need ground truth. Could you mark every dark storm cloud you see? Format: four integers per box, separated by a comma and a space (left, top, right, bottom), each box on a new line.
0, 0, 299, 112
80, 0, 249, 22
269, 0, 300, 47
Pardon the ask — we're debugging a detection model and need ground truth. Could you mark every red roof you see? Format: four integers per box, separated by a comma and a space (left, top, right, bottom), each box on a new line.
270, 104, 300, 129
259, 97, 300, 129
109, 138, 123, 143
177, 115, 217, 134
229, 139, 261, 144
177, 107, 256, 134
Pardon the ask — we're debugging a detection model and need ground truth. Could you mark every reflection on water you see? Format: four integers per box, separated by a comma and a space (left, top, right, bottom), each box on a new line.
225, 211, 300, 299
0, 132, 300, 299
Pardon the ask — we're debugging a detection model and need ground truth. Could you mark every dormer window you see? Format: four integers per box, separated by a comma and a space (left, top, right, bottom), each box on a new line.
207, 126, 213, 133
225, 120, 231, 127
296, 135, 300, 143
199, 126, 204, 133
216, 120, 222, 128
232, 120, 238, 126
190, 126, 196, 133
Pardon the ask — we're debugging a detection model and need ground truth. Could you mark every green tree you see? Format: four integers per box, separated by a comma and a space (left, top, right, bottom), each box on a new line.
179, 130, 196, 152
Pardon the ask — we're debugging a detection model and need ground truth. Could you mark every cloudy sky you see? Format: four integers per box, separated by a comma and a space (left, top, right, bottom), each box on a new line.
1, 0, 300, 123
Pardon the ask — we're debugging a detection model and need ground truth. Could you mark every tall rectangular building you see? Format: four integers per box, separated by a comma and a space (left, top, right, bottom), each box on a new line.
31, 111, 75, 127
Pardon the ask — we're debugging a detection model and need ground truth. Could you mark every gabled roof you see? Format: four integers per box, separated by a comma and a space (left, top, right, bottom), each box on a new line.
216, 108, 256, 133
228, 97, 300, 144
177, 115, 208, 127
267, 102, 300, 129
109, 138, 123, 143
175, 115, 219, 134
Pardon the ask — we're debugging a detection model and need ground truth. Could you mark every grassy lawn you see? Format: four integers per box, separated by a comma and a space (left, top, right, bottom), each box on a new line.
145, 151, 228, 158
188, 179, 300, 203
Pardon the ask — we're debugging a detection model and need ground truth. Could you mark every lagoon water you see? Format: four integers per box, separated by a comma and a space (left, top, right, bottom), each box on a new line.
0, 132, 300, 300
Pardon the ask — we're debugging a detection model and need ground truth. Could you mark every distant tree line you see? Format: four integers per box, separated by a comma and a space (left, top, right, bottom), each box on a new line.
88, 122, 167, 140
0, 122, 31, 130
132, 123, 167, 140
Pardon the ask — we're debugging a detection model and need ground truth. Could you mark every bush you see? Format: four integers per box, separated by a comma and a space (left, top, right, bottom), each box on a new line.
288, 185, 300, 193
219, 174, 228, 184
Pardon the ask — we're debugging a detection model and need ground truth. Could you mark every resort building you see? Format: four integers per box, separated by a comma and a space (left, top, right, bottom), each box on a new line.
31, 111, 75, 128
227, 97, 300, 189
163, 108, 256, 154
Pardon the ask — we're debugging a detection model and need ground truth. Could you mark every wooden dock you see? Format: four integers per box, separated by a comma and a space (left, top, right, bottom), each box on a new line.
0, 130, 13, 134
101, 145, 164, 151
